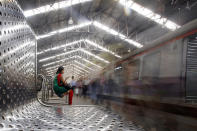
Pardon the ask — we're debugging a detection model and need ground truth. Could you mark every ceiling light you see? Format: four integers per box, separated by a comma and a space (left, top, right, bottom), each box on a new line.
65, 67, 85, 74
79, 48, 110, 64
119, 0, 180, 30
42, 55, 102, 70
72, 64, 90, 73
24, 0, 92, 17
72, 68, 85, 74
37, 39, 121, 58
93, 21, 143, 48
37, 40, 83, 55
39, 50, 77, 62
39, 48, 109, 64
85, 39, 121, 58
36, 21, 143, 48
36, 22, 92, 39
62, 63, 90, 73
42, 56, 76, 67
46, 65, 63, 71
58, 22, 92, 33
74, 61, 94, 71
77, 56, 103, 69
46, 64, 89, 74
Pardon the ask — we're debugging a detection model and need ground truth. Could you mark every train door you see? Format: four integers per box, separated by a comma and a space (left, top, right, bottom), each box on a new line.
186, 34, 197, 101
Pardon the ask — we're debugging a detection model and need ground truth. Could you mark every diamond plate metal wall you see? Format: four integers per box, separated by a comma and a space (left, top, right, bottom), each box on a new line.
0, 0, 36, 112
0, 101, 145, 131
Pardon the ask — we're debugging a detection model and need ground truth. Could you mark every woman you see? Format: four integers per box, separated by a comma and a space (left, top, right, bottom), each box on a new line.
53, 66, 73, 105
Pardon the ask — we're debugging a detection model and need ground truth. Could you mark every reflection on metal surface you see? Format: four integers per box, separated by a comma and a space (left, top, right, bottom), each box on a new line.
0, 101, 145, 131
0, 0, 36, 112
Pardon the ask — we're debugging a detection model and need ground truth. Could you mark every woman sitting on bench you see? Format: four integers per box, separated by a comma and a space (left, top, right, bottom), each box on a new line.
53, 66, 73, 105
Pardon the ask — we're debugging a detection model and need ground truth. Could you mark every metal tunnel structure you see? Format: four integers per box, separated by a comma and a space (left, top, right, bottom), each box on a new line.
0, 0, 197, 130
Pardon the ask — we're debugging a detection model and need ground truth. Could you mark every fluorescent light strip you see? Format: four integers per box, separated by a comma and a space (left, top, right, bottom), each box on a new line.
79, 48, 110, 64
46, 65, 62, 71
64, 65, 86, 74
119, 0, 180, 30
72, 68, 84, 74
84, 39, 121, 58
47, 67, 66, 73
77, 56, 103, 69
64, 70, 83, 76
24, 0, 92, 17
46, 65, 72, 73
23, 0, 144, 47
36, 21, 143, 48
39, 48, 109, 64
36, 22, 92, 39
47, 69, 83, 77
39, 49, 77, 62
93, 21, 143, 48
47, 71, 55, 74
46, 64, 89, 74
68, 72, 83, 78
45, 64, 72, 71
72, 64, 90, 73
42, 55, 102, 70
74, 60, 94, 71
37, 40, 83, 55
37, 39, 121, 58
42, 56, 76, 67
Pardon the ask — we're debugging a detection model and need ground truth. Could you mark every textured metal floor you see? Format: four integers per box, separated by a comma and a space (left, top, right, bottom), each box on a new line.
0, 101, 145, 131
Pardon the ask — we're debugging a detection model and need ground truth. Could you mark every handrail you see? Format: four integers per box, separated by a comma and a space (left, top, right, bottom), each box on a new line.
37, 74, 46, 91
37, 74, 50, 102
46, 75, 54, 97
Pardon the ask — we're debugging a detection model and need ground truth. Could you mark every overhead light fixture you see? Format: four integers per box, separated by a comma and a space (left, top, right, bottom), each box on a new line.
45, 64, 81, 71
42, 55, 103, 70
64, 66, 85, 74
84, 39, 122, 58
64, 64, 89, 73
46, 64, 90, 74
46, 65, 64, 71
39, 49, 77, 62
39, 48, 110, 64
93, 21, 143, 48
72, 68, 85, 74
77, 56, 103, 69
119, 0, 180, 30
58, 22, 92, 33
79, 48, 110, 64
37, 40, 83, 55
36, 21, 143, 48
24, 0, 92, 17
74, 60, 94, 71
72, 64, 90, 73
47, 71, 55, 74
36, 22, 92, 39
37, 39, 121, 58
42, 56, 76, 67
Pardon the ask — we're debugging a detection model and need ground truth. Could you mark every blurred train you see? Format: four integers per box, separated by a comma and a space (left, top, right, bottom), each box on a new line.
89, 19, 197, 104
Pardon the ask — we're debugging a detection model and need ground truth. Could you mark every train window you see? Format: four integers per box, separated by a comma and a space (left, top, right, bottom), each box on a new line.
142, 52, 161, 79
128, 60, 140, 80
114, 64, 124, 85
